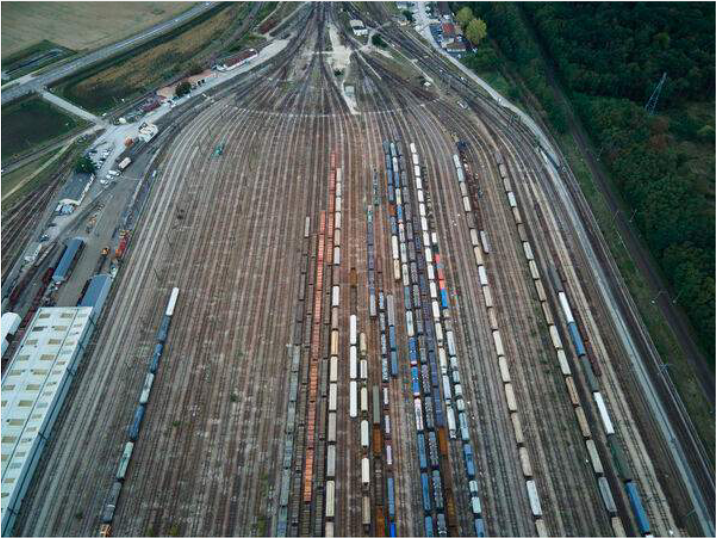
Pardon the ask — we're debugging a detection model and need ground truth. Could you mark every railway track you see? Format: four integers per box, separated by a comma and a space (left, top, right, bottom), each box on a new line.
10, 3, 704, 537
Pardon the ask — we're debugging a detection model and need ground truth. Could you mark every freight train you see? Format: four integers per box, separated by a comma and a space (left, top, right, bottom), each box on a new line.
98, 287, 179, 537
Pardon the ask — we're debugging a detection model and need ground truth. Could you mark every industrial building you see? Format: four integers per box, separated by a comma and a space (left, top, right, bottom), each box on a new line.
1, 313, 21, 359
56, 172, 95, 213
349, 19, 368, 37
1, 307, 95, 536
51, 237, 85, 285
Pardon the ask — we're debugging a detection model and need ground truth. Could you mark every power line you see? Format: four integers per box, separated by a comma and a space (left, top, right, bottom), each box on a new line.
645, 72, 667, 115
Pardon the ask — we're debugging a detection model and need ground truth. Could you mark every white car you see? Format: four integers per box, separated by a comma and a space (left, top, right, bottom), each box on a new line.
108, 170, 120, 177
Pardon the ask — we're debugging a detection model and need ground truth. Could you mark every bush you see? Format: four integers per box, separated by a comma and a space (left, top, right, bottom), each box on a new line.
175, 80, 191, 97
464, 44, 499, 71
75, 155, 96, 174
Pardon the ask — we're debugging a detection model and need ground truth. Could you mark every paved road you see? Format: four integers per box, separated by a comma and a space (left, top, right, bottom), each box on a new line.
1, 2, 215, 105
40, 91, 104, 124
413, 3, 560, 165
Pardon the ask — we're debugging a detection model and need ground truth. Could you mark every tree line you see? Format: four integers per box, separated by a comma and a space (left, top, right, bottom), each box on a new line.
456, 2, 715, 359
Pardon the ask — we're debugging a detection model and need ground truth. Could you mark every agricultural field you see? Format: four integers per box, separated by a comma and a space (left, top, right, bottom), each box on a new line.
1, 96, 86, 160
55, 3, 248, 113
1, 2, 195, 60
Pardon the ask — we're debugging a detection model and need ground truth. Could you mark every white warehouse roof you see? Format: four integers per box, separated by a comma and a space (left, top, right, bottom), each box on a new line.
1, 307, 94, 536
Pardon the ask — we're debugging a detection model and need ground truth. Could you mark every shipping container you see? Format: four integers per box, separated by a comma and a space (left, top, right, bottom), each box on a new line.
611, 516, 626, 537
566, 376, 580, 407
575, 406, 591, 439
504, 383, 517, 412
511, 412, 524, 445
549, 325, 563, 350
361, 458, 370, 486
492, 330, 505, 357
350, 350, 358, 379
519, 446, 533, 477
526, 480, 542, 517
350, 382, 358, 418
116, 442, 134, 481
329, 383, 338, 412
414, 399, 424, 431
447, 407, 457, 439
498, 355, 511, 383
598, 477, 616, 514
326, 480, 336, 519
360, 359, 368, 381
361, 496, 371, 528
327, 445, 336, 478
483, 285, 493, 308
535, 518, 548, 538
328, 412, 337, 443
479, 230, 490, 254
361, 420, 370, 449
594, 392, 615, 435
330, 356, 339, 383
557, 349, 571, 376
331, 330, 339, 356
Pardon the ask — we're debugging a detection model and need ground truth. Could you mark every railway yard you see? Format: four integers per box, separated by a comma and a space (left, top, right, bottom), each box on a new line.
2, 3, 714, 538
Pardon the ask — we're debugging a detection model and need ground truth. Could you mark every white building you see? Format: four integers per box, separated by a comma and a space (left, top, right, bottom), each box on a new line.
349, 19, 368, 37
1, 307, 94, 536
137, 122, 158, 143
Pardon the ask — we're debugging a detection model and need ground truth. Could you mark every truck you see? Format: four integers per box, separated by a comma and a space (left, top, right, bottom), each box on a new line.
118, 157, 132, 171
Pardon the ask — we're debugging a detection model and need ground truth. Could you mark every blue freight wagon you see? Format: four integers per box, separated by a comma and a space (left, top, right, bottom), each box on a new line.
404, 287, 412, 310
417, 433, 428, 470
389, 326, 397, 351
424, 516, 434, 537
626, 481, 651, 535
421, 473, 432, 512
387, 477, 396, 519
388, 185, 395, 204
149, 343, 164, 374
129, 406, 145, 441
408, 338, 418, 365
474, 518, 486, 537
567, 322, 586, 356
389, 523, 397, 537
390, 351, 399, 377
157, 315, 171, 343
440, 289, 449, 309
464, 444, 476, 478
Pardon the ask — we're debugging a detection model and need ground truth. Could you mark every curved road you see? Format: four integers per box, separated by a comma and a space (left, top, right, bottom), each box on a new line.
1, 2, 216, 105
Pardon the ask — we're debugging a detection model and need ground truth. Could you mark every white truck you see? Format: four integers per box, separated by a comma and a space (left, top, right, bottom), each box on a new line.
118, 157, 132, 171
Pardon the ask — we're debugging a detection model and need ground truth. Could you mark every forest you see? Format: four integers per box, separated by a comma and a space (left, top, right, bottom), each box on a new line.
460, 2, 715, 360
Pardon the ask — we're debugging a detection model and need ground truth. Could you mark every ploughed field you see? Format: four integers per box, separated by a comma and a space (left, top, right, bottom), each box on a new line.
14, 5, 693, 538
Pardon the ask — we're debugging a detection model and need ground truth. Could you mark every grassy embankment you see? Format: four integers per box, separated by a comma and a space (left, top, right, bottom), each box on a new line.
1, 96, 87, 161
54, 3, 253, 114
